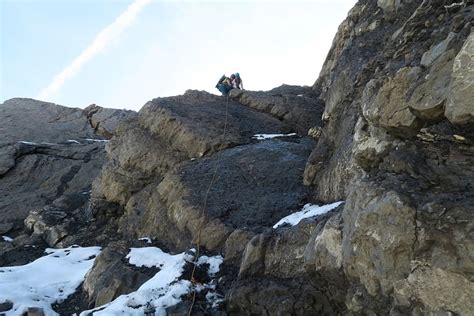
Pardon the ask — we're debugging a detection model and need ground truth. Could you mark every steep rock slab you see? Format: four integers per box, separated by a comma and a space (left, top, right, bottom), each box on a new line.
117, 138, 313, 254
0, 98, 94, 143
93, 90, 288, 209
0, 98, 131, 236
0, 141, 105, 231
229, 85, 324, 135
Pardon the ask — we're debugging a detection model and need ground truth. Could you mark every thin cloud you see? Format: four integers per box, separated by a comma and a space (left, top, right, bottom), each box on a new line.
37, 0, 152, 101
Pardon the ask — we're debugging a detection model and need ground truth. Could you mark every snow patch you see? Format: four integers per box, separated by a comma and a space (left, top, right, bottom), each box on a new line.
82, 247, 193, 316
138, 237, 152, 244
65, 140, 81, 144
253, 133, 297, 140
197, 255, 223, 276
0, 246, 101, 316
206, 291, 224, 309
85, 138, 109, 143
82, 247, 224, 315
18, 141, 38, 146
273, 201, 344, 229
2, 236, 13, 242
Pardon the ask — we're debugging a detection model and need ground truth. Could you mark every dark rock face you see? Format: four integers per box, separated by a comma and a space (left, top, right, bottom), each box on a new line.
229, 84, 324, 135
0, 98, 132, 242
302, 0, 474, 314
92, 90, 316, 254
117, 138, 312, 253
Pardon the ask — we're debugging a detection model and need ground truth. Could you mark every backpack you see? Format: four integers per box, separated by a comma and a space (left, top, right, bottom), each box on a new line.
215, 75, 226, 88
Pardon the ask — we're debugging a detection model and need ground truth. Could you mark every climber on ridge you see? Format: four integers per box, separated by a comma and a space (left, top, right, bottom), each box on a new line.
232, 73, 243, 90
215, 73, 243, 96
215, 74, 233, 96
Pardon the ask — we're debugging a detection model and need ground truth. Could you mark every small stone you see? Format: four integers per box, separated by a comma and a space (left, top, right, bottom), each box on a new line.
453, 134, 467, 142
27, 307, 45, 316
0, 300, 13, 312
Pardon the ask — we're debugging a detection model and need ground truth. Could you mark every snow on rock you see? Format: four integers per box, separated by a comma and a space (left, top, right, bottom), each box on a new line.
253, 133, 297, 140
273, 201, 344, 229
0, 246, 101, 316
65, 140, 81, 144
206, 291, 224, 309
82, 247, 193, 316
138, 237, 152, 244
18, 141, 38, 145
85, 138, 109, 143
2, 236, 13, 242
197, 255, 223, 276
82, 247, 225, 315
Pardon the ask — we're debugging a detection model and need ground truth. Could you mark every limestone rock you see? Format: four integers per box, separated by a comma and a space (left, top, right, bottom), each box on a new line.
409, 51, 456, 121
420, 32, 456, 67
363, 67, 421, 134
342, 181, 416, 296
304, 212, 344, 272
445, 30, 474, 125
393, 264, 474, 315
352, 117, 400, 170
83, 242, 153, 307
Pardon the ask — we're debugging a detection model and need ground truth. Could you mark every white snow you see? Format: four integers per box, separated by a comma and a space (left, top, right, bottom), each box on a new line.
253, 133, 297, 140
65, 140, 81, 144
2, 236, 13, 242
85, 138, 109, 143
82, 247, 224, 316
0, 246, 101, 316
297, 94, 304, 97
197, 255, 223, 276
273, 201, 344, 229
0, 244, 224, 316
138, 237, 152, 244
206, 291, 224, 309
18, 141, 38, 146
82, 247, 193, 316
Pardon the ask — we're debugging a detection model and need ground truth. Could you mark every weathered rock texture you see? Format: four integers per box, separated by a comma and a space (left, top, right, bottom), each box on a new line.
2, 0, 473, 315
303, 0, 474, 314
0, 98, 133, 246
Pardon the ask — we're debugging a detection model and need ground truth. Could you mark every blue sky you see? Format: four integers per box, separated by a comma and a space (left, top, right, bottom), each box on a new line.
1, 0, 356, 111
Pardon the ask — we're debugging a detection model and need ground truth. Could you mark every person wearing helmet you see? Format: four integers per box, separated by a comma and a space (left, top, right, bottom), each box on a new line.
232, 73, 243, 90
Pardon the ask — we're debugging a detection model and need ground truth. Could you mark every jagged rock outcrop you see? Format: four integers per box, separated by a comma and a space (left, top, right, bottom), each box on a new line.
302, 0, 474, 314
0, 98, 133, 250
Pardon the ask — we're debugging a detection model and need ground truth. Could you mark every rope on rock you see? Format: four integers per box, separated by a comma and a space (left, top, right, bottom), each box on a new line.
187, 94, 230, 316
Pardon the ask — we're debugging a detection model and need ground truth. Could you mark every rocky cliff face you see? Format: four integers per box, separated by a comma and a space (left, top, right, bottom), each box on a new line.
1, 1, 473, 315
0, 98, 135, 264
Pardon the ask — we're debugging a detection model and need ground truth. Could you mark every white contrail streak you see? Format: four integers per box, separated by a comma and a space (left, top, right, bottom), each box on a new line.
37, 0, 152, 101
